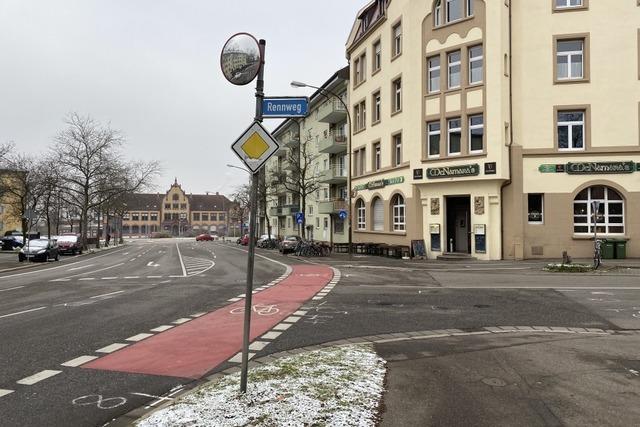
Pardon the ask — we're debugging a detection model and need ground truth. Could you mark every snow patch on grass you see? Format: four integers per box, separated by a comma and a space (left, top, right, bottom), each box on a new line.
137, 345, 386, 427
544, 263, 593, 272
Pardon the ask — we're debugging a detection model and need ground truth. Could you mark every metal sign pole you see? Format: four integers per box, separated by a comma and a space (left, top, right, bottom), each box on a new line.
240, 39, 266, 395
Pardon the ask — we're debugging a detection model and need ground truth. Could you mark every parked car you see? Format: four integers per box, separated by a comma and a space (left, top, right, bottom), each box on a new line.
257, 234, 276, 243
57, 235, 82, 255
240, 234, 250, 246
279, 235, 301, 254
18, 239, 59, 262
1, 235, 24, 250
195, 233, 215, 241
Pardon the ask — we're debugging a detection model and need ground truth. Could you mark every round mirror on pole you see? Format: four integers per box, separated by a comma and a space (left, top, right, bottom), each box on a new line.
220, 32, 262, 86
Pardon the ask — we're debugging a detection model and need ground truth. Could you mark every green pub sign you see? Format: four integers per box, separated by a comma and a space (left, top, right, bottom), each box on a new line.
426, 164, 480, 179
539, 161, 636, 174
353, 176, 405, 191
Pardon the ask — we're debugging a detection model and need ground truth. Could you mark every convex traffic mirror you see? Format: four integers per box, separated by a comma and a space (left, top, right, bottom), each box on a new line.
220, 33, 262, 86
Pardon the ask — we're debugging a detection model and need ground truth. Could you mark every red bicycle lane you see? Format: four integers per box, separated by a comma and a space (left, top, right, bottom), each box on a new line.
82, 264, 334, 379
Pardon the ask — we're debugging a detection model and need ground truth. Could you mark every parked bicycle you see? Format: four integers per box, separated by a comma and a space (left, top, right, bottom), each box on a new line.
593, 239, 602, 270
257, 238, 279, 249
293, 239, 331, 257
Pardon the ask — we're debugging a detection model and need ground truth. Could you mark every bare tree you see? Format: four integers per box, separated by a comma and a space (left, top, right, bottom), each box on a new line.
53, 113, 160, 249
231, 183, 251, 237
278, 130, 321, 238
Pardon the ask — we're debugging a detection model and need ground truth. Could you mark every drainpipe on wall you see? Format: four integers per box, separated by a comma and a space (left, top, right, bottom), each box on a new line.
500, 0, 515, 260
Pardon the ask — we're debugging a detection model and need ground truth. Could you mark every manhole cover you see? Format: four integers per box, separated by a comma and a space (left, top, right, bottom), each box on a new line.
482, 377, 507, 387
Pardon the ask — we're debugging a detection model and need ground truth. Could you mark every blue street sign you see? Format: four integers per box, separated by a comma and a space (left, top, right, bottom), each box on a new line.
338, 210, 348, 220
295, 212, 304, 225
262, 97, 308, 118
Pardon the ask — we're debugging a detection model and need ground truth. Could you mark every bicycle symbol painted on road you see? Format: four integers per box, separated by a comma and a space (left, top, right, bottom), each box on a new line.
230, 304, 280, 316
72, 394, 127, 410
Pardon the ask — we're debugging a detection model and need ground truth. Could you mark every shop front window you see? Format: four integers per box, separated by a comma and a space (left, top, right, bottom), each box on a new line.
573, 186, 624, 234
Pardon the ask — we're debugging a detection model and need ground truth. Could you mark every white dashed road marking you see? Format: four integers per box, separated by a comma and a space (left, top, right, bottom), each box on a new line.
150, 325, 174, 332
172, 318, 191, 325
90, 291, 124, 299
0, 306, 46, 319
126, 333, 153, 342
0, 389, 14, 398
0, 286, 24, 292
96, 343, 129, 353
16, 370, 62, 385
61, 356, 98, 367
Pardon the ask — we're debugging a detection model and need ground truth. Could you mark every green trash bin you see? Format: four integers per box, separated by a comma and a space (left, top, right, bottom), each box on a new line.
614, 240, 627, 259
601, 240, 615, 259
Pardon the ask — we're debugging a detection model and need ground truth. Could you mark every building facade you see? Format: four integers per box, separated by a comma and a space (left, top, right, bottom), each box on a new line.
264, 68, 350, 245
346, 0, 640, 260
122, 180, 233, 237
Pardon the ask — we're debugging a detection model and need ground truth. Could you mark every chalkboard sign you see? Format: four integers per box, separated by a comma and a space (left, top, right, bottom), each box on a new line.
411, 239, 426, 258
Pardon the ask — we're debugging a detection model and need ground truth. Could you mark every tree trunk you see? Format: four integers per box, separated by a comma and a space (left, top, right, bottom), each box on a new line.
95, 209, 101, 249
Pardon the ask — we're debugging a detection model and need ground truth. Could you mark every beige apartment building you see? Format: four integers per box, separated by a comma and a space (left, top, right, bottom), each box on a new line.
347, 0, 640, 260
265, 68, 350, 245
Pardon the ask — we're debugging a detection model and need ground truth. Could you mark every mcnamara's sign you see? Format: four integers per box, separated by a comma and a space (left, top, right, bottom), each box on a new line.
426, 164, 480, 179
353, 176, 405, 191
539, 161, 637, 174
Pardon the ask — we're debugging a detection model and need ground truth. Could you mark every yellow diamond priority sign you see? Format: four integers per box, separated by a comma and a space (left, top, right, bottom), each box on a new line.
231, 121, 280, 173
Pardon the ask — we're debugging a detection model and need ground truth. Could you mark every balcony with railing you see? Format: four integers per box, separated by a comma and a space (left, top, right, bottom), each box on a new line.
318, 164, 347, 184
318, 198, 348, 215
318, 131, 348, 154
317, 100, 347, 124
268, 204, 301, 217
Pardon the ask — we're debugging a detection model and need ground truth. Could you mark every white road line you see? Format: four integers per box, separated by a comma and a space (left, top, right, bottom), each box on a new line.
176, 243, 187, 277
50, 278, 71, 282
61, 355, 98, 367
0, 306, 46, 319
16, 370, 62, 385
248, 341, 269, 351
68, 264, 95, 271
90, 290, 125, 299
96, 343, 128, 353
190, 312, 207, 317
0, 246, 128, 279
78, 278, 95, 281
101, 277, 118, 280
284, 316, 301, 323
150, 325, 174, 332
261, 331, 282, 340
129, 259, 136, 262
0, 389, 14, 398
272, 323, 292, 331
169, 275, 183, 278
0, 286, 24, 292
126, 333, 153, 342
146, 275, 162, 279
123, 276, 140, 279
60, 262, 126, 280
172, 318, 192, 325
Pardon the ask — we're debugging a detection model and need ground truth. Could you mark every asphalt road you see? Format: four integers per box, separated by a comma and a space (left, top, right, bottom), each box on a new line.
1, 243, 639, 426
0, 239, 283, 427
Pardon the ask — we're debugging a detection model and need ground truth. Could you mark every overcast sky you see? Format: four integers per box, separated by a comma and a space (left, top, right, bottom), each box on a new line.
0, 0, 362, 196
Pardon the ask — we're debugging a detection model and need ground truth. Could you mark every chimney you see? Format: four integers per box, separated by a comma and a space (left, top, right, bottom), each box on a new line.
216, 192, 219, 196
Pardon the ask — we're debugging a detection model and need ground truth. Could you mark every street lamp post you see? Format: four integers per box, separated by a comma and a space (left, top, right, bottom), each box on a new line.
291, 80, 353, 255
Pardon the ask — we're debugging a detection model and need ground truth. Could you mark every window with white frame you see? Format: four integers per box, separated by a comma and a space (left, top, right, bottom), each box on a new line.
448, 118, 461, 155
469, 114, 484, 153
392, 194, 406, 231
446, 0, 462, 23
354, 101, 366, 131
393, 133, 402, 166
434, 0, 442, 26
557, 111, 584, 150
468, 45, 483, 84
555, 0, 583, 8
372, 197, 384, 231
448, 51, 461, 89
393, 78, 402, 112
573, 186, 624, 234
428, 55, 440, 93
373, 40, 381, 72
528, 194, 544, 223
356, 199, 366, 230
392, 22, 402, 56
428, 121, 441, 158
374, 142, 381, 171
373, 91, 381, 123
556, 39, 584, 80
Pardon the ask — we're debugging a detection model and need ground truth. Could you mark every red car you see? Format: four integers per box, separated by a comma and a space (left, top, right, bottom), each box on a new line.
240, 234, 250, 246
57, 234, 82, 255
195, 234, 215, 241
